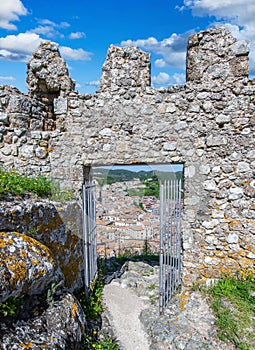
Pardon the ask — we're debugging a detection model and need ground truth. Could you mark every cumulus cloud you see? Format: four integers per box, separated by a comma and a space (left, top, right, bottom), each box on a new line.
59, 46, 92, 61
69, 32, 86, 39
152, 72, 186, 86
0, 32, 92, 62
152, 72, 171, 85
0, 32, 42, 61
0, 0, 28, 30
121, 32, 191, 70
183, 0, 255, 26
182, 0, 255, 74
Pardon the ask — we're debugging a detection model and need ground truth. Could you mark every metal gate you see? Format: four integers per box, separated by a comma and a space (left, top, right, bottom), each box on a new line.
82, 181, 97, 296
159, 179, 182, 315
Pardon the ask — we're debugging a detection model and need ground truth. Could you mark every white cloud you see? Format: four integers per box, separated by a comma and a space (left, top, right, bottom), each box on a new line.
29, 25, 59, 37
0, 32, 92, 62
121, 32, 191, 70
0, 0, 28, 30
59, 46, 92, 61
29, 19, 71, 38
183, 0, 255, 26
155, 59, 166, 68
152, 72, 171, 85
84, 80, 100, 87
0, 33, 42, 61
172, 73, 186, 84
152, 72, 186, 86
37, 19, 70, 28
0, 76, 15, 81
182, 0, 255, 75
122, 37, 158, 47
69, 32, 86, 39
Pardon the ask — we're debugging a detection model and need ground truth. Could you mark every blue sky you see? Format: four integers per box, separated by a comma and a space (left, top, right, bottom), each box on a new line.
0, 0, 255, 94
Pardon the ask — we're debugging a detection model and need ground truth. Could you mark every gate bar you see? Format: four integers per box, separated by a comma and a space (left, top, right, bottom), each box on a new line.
159, 179, 182, 315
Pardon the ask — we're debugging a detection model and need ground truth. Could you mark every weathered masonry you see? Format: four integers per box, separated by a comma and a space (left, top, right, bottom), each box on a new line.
1, 27, 255, 286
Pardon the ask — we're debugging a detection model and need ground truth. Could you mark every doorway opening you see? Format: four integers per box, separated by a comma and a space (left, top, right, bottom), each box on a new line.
92, 163, 183, 259
83, 163, 184, 312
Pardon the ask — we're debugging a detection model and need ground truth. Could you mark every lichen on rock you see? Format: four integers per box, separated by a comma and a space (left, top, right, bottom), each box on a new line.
1, 292, 85, 350
0, 231, 63, 303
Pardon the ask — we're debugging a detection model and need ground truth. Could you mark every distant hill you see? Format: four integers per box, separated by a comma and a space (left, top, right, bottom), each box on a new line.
92, 167, 183, 184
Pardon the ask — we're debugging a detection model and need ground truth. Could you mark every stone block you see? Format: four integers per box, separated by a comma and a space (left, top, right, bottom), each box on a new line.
54, 97, 68, 115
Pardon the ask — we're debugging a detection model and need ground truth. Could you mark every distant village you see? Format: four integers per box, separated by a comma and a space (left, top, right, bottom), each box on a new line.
95, 178, 160, 258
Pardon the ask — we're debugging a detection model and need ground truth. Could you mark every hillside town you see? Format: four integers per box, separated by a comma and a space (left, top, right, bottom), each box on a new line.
95, 179, 161, 257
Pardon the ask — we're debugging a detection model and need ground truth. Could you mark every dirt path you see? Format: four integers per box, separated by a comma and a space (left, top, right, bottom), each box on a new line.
103, 281, 150, 350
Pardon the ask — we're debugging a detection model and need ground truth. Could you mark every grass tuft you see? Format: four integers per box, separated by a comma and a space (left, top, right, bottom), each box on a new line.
206, 272, 255, 350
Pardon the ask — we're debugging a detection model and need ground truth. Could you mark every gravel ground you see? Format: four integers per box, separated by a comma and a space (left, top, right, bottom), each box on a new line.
102, 261, 235, 350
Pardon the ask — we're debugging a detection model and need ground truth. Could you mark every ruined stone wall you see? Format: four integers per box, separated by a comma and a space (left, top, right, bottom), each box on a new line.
0, 26, 254, 285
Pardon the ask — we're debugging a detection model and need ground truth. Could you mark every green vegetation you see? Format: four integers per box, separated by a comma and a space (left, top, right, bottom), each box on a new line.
206, 272, 255, 350
0, 296, 23, 317
143, 174, 160, 198
148, 283, 156, 291
46, 281, 63, 307
78, 278, 104, 322
93, 168, 154, 183
0, 169, 52, 197
94, 335, 119, 350
142, 238, 151, 255
126, 187, 145, 197
126, 175, 160, 199
0, 168, 74, 202
76, 260, 119, 349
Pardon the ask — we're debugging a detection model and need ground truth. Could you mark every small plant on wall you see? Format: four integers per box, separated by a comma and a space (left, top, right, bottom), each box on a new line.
0, 168, 74, 202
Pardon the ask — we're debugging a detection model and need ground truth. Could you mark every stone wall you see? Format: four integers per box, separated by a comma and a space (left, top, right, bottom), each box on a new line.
0, 26, 254, 285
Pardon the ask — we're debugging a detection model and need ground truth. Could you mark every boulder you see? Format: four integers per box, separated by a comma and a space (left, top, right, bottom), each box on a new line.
0, 231, 63, 302
1, 292, 85, 350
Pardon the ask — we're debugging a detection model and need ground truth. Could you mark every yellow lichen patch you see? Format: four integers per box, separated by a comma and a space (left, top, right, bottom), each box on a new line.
0, 233, 14, 248
71, 301, 78, 318
239, 179, 251, 186
45, 232, 81, 288
0, 238, 6, 249
19, 342, 33, 348
239, 257, 254, 268
228, 219, 242, 229
20, 249, 28, 259
180, 292, 189, 312
0, 232, 9, 237
7, 260, 28, 285
1, 231, 57, 299
16, 232, 55, 261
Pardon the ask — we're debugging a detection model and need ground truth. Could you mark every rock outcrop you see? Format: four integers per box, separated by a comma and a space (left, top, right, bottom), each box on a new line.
1, 292, 85, 350
1, 199, 84, 291
0, 231, 62, 303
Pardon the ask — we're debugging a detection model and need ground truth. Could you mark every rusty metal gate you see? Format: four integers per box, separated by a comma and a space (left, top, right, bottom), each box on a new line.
82, 181, 97, 296
159, 179, 182, 315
